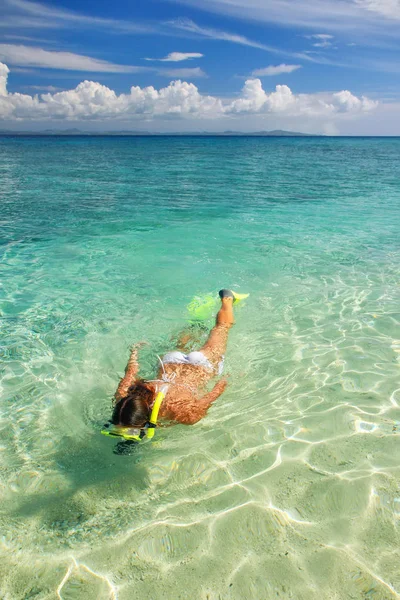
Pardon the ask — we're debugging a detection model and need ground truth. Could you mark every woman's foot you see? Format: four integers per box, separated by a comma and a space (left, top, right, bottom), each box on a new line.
219, 289, 249, 303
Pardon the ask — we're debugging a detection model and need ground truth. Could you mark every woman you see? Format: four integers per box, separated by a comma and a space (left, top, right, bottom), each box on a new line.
102, 290, 246, 450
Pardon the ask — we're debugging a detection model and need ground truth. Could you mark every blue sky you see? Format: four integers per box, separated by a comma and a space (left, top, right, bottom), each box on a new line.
1, 0, 400, 134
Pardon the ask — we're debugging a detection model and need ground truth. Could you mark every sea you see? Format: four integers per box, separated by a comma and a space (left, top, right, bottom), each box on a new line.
0, 136, 399, 600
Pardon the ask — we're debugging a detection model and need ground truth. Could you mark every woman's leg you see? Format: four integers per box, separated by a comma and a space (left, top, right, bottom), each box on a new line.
174, 322, 208, 352
199, 297, 234, 366
176, 329, 193, 351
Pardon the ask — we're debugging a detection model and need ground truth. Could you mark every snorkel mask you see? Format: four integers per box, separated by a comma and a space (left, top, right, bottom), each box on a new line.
101, 383, 168, 443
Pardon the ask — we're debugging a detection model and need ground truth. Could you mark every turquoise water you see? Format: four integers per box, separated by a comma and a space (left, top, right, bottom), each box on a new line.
1, 136, 400, 599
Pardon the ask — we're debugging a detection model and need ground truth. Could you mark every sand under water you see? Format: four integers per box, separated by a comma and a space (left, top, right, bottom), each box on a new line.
1, 136, 399, 599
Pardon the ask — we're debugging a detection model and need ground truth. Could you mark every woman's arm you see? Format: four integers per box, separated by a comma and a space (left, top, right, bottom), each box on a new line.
114, 346, 141, 402
177, 378, 228, 425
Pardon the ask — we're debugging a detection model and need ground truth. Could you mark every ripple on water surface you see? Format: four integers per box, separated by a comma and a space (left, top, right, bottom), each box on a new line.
1, 136, 400, 600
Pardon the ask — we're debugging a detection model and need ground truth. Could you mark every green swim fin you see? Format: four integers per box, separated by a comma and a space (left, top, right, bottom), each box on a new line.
187, 294, 218, 321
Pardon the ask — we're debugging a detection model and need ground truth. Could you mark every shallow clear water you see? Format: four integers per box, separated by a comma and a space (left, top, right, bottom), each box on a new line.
1, 136, 399, 600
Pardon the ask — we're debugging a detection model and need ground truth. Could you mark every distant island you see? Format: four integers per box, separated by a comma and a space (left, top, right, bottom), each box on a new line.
0, 128, 319, 137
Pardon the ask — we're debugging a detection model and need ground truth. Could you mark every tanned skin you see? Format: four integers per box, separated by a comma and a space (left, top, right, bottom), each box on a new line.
114, 296, 235, 425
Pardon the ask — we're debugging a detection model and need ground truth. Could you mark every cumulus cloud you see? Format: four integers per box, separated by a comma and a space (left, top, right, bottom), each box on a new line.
252, 64, 302, 76
0, 63, 221, 119
333, 89, 378, 112
145, 52, 204, 62
0, 63, 378, 125
224, 80, 377, 117
0, 44, 145, 72
0, 63, 9, 96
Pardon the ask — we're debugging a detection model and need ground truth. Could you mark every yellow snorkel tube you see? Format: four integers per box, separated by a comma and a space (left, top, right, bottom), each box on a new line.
145, 383, 168, 439
101, 383, 168, 443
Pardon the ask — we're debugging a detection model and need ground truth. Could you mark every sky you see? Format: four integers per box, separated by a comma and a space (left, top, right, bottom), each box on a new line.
1, 0, 400, 134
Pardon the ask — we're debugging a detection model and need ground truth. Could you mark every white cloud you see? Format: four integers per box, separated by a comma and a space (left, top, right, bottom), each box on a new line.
166, 18, 400, 74
158, 67, 207, 78
355, 0, 400, 20
307, 34, 335, 40
168, 18, 282, 53
305, 33, 335, 48
8, 66, 37, 73
0, 63, 222, 119
2, 34, 55, 43
2, 0, 152, 33
0, 64, 9, 96
252, 64, 302, 76
25, 84, 62, 91
167, 18, 400, 74
0, 62, 378, 128
0, 44, 146, 72
227, 80, 378, 116
322, 122, 340, 135
0, 15, 58, 29
333, 89, 378, 111
145, 52, 204, 62
169, 0, 400, 32
3, 0, 396, 75
167, 18, 357, 69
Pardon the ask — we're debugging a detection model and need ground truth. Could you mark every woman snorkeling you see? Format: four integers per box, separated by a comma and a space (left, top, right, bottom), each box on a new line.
102, 289, 248, 452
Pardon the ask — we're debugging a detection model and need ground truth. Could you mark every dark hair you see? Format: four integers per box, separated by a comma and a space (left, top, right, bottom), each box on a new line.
112, 380, 153, 428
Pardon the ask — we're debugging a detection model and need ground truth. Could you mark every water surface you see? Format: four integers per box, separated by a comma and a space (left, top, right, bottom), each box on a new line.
1, 136, 399, 599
